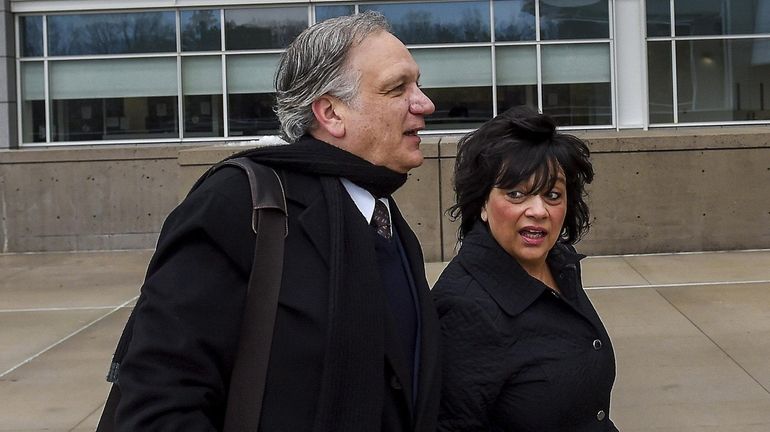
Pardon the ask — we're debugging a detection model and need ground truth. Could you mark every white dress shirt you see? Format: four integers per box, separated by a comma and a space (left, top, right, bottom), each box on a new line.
340, 178, 392, 238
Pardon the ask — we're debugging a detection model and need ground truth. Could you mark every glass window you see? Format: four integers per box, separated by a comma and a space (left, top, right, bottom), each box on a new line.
225, 7, 307, 50
676, 38, 770, 122
226, 54, 280, 136
646, 0, 672, 37
411, 47, 493, 129
361, 1, 490, 44
20, 62, 46, 142
495, 45, 538, 113
647, 41, 674, 123
315, 5, 355, 23
539, 0, 609, 40
183, 56, 224, 137
675, 0, 770, 36
49, 58, 178, 141
493, 0, 536, 41
541, 43, 611, 126
181, 10, 221, 51
20, 16, 44, 57
47, 12, 176, 56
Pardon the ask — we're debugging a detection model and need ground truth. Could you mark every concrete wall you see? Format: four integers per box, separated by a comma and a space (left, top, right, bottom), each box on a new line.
1, 128, 769, 259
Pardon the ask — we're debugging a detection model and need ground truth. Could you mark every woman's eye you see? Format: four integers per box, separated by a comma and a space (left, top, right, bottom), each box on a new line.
507, 191, 526, 200
544, 191, 562, 201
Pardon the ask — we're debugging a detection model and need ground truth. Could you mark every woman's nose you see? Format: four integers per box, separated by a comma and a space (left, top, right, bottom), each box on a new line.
525, 196, 549, 218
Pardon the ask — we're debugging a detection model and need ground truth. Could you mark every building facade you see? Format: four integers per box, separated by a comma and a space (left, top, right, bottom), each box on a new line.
1, 0, 769, 256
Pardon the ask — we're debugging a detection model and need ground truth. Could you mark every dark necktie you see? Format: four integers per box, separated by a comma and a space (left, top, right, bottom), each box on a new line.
372, 199, 392, 240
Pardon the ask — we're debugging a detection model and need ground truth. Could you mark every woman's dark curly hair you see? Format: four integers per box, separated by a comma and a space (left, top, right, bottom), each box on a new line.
448, 106, 594, 244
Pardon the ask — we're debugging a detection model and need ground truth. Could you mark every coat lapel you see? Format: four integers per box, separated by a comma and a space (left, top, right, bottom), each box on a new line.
283, 172, 331, 267
390, 202, 441, 430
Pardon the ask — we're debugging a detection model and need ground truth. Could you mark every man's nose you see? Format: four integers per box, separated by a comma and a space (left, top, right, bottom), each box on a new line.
410, 87, 436, 115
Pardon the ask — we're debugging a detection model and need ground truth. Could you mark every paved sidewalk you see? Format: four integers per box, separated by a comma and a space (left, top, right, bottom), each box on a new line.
1, 249, 770, 431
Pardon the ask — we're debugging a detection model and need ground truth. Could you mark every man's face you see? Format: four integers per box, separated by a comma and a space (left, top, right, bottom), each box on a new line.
336, 31, 435, 173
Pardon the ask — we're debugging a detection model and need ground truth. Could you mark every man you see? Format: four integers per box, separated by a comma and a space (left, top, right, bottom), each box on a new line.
114, 11, 440, 431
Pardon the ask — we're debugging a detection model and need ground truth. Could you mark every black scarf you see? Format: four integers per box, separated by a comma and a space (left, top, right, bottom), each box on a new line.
232, 135, 407, 198
229, 135, 407, 431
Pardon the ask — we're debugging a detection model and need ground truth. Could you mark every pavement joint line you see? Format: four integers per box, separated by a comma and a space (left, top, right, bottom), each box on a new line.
585, 279, 770, 290
657, 289, 770, 396
0, 305, 130, 313
0, 295, 139, 379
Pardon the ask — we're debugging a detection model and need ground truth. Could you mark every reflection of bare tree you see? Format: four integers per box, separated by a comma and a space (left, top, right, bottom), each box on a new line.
391, 8, 490, 43
49, 13, 175, 55
183, 10, 220, 50
225, 19, 306, 49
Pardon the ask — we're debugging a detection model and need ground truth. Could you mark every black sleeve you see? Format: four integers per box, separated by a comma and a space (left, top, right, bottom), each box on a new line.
115, 168, 255, 431
435, 294, 511, 432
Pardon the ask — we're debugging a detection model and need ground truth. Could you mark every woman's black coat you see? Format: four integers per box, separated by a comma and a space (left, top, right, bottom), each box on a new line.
432, 222, 618, 432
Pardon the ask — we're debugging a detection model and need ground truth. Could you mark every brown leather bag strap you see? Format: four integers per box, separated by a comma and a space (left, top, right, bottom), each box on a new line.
96, 157, 287, 432
219, 158, 287, 432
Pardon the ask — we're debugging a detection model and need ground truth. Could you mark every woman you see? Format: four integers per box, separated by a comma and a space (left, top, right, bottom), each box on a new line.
433, 106, 619, 431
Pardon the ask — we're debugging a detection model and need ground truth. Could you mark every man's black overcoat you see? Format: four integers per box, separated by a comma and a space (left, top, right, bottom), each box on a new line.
114, 165, 441, 431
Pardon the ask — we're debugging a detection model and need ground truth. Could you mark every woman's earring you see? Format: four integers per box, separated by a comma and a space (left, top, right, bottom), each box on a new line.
480, 207, 488, 222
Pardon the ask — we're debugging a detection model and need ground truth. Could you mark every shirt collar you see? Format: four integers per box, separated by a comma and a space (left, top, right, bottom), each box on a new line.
458, 221, 584, 316
340, 178, 392, 234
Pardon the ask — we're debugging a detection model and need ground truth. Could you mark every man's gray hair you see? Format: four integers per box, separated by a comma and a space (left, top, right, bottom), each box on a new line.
274, 11, 391, 142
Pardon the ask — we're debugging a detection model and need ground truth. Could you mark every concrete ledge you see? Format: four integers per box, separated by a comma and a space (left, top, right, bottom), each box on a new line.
0, 127, 768, 256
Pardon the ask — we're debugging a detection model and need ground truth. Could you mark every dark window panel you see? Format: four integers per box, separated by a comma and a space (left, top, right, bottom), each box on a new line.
51, 96, 178, 141
675, 0, 769, 36
676, 38, 770, 122
493, 0, 536, 41
181, 9, 222, 51
20, 16, 44, 57
496, 85, 538, 114
227, 93, 279, 136
22, 100, 46, 142
646, 0, 672, 37
647, 40, 674, 124
47, 12, 176, 56
361, 1, 490, 44
541, 82, 612, 126
540, 0, 609, 40
423, 87, 493, 130
225, 7, 307, 50
315, 5, 355, 23
185, 95, 224, 137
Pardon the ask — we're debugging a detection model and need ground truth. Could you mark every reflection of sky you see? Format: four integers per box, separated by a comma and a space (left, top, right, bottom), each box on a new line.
494, 0, 536, 40
362, 1, 489, 26
225, 6, 307, 27
316, 5, 355, 22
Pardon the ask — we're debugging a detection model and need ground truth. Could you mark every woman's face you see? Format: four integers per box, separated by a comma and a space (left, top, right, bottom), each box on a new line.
482, 172, 567, 272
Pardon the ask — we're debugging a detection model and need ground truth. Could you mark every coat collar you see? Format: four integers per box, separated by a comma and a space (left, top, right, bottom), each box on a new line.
458, 221, 584, 317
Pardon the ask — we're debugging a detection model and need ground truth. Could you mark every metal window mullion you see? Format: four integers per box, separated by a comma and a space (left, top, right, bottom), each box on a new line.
641, 0, 650, 130
671, 39, 678, 124
15, 15, 23, 147
221, 8, 229, 139
609, 0, 618, 130
43, 15, 51, 144
669, 0, 678, 124
176, 10, 184, 140
490, 0, 497, 117
535, 0, 542, 113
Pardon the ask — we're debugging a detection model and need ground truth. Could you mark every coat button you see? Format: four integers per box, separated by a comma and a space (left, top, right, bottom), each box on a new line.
597, 410, 606, 421
390, 375, 402, 390
593, 339, 603, 350
550, 290, 560, 299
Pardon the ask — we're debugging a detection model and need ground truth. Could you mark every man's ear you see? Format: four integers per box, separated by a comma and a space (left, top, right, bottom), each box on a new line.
311, 95, 345, 139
